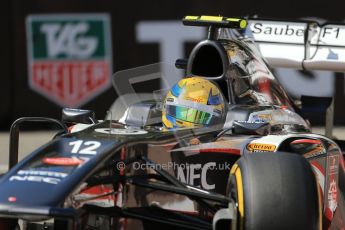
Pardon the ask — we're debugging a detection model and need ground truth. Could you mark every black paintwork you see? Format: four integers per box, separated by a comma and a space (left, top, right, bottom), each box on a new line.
0, 121, 222, 212
0, 19, 344, 229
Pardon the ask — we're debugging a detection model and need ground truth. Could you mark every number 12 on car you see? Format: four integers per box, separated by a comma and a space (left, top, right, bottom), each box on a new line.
69, 140, 101, 155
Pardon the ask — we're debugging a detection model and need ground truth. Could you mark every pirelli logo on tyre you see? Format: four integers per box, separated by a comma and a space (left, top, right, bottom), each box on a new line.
26, 14, 113, 107
247, 143, 276, 152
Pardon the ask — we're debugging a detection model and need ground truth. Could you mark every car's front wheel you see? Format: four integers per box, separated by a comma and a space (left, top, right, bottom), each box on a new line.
227, 152, 321, 230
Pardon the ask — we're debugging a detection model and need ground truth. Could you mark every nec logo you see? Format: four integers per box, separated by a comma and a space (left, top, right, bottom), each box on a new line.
177, 162, 216, 190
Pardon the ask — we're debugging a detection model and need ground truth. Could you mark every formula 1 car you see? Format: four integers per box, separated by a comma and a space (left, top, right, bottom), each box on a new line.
0, 15, 345, 230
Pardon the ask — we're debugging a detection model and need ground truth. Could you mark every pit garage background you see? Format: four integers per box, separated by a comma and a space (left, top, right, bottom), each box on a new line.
0, 0, 344, 171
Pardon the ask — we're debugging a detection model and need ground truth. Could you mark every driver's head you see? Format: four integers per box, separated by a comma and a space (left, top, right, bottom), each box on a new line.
162, 76, 225, 129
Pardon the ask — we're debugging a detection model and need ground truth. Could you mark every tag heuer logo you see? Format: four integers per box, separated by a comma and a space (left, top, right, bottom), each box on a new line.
26, 14, 113, 107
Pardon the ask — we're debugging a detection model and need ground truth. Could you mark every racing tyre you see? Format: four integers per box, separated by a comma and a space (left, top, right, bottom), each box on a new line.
227, 152, 320, 230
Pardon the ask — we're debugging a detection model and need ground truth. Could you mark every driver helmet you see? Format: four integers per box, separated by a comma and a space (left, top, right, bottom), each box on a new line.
162, 76, 225, 129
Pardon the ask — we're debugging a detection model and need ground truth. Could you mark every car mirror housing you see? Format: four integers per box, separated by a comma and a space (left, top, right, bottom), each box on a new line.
232, 120, 270, 136
62, 108, 97, 125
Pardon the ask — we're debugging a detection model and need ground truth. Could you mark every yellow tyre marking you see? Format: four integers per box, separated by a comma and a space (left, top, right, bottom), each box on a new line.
230, 163, 238, 174
230, 163, 244, 230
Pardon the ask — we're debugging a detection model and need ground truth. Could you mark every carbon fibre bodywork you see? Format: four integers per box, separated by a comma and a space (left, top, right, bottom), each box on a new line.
1, 117, 344, 229
1, 16, 345, 230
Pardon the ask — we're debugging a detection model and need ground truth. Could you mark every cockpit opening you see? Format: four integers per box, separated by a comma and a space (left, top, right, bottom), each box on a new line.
190, 44, 224, 77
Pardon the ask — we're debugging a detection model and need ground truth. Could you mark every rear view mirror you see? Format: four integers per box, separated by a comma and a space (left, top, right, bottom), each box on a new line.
175, 58, 188, 69
62, 108, 97, 125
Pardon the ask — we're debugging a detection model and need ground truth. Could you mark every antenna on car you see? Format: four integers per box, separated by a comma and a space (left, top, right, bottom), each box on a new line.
182, 15, 247, 40
106, 110, 113, 135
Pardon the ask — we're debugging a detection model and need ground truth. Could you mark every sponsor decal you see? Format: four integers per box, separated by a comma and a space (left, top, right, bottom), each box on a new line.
186, 96, 204, 103
248, 21, 345, 47
9, 170, 68, 185
247, 143, 276, 152
42, 157, 85, 166
26, 14, 112, 107
251, 22, 305, 38
176, 162, 231, 190
177, 162, 216, 190
326, 154, 339, 217
252, 114, 272, 123
9, 176, 61, 185
328, 155, 339, 176
17, 170, 68, 178
327, 179, 338, 213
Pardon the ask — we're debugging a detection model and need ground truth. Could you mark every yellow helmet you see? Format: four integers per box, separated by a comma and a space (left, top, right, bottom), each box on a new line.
162, 76, 225, 129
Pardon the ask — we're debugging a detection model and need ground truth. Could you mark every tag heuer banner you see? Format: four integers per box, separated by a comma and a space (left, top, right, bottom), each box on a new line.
26, 14, 113, 107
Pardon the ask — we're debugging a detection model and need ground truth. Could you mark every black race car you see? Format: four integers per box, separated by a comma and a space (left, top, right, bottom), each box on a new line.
0, 16, 344, 230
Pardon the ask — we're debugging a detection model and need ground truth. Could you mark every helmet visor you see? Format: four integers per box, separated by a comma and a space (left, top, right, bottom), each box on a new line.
166, 105, 212, 125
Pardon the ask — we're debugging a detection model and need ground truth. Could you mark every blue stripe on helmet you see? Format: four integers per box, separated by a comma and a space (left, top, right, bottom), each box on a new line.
170, 82, 185, 97
207, 89, 221, 105
166, 114, 177, 127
